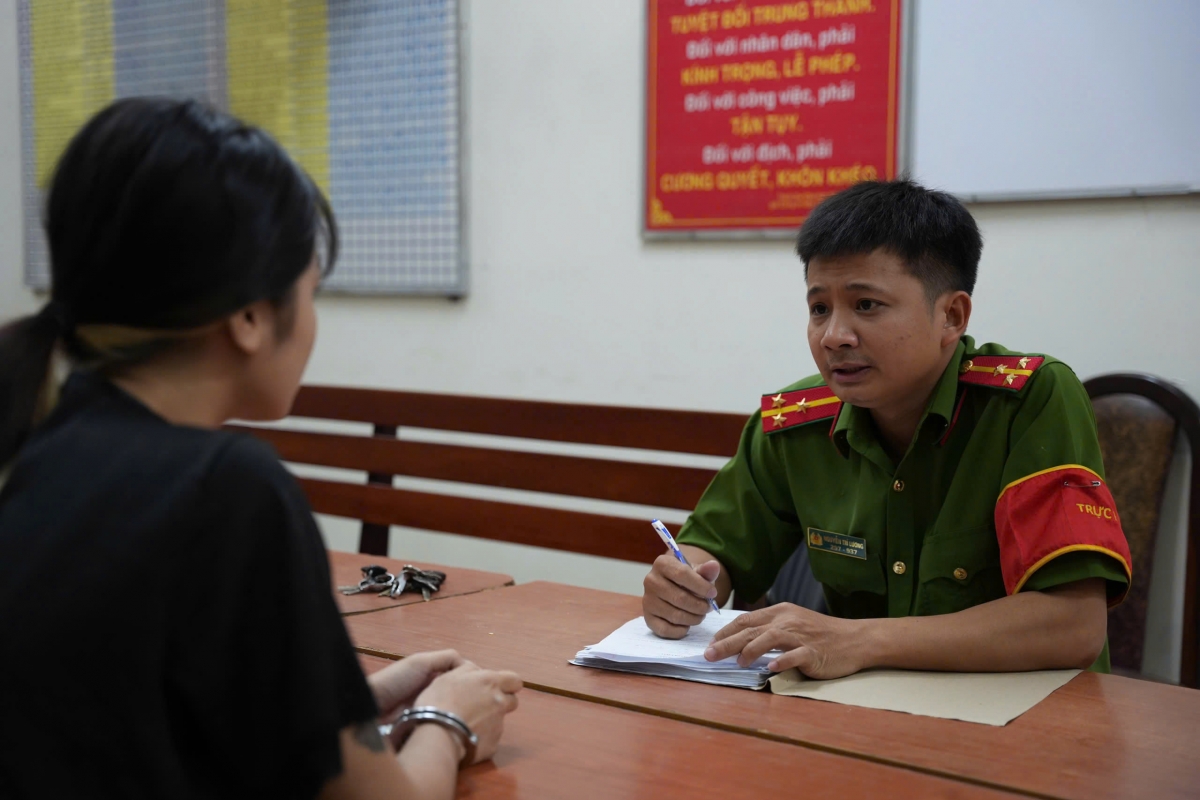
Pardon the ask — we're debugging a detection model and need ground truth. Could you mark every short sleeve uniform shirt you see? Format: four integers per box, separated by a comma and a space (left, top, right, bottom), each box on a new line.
677, 336, 1132, 670
0, 372, 378, 798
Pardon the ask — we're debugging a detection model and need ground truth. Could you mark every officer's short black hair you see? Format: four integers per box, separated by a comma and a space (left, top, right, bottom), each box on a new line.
796, 179, 981, 300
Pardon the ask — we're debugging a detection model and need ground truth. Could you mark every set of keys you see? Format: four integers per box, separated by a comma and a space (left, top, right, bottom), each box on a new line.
339, 564, 447, 601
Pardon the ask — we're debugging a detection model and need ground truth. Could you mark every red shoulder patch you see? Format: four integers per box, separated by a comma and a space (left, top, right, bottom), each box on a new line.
958, 355, 1045, 392
761, 386, 842, 434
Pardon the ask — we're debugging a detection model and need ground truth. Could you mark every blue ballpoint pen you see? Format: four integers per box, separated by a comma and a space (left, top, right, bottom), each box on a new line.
651, 519, 721, 615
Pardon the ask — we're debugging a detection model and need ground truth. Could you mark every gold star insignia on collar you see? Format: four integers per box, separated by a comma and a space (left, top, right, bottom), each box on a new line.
1017, 357, 1031, 369
771, 413, 787, 427
796, 397, 808, 413
993, 364, 1007, 376
770, 393, 786, 408
1004, 374, 1016, 386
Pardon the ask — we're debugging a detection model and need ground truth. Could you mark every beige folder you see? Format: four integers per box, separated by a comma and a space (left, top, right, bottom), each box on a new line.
769, 667, 1081, 726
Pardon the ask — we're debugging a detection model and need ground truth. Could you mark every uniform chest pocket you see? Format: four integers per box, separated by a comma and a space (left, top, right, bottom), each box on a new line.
915, 529, 1005, 615
806, 533, 887, 600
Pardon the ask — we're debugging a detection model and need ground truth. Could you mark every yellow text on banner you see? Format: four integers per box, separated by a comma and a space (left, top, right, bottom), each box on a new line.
226, 0, 330, 195
31, 0, 114, 186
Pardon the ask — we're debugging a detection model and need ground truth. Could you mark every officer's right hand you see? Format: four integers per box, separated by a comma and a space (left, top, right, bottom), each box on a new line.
643, 554, 722, 639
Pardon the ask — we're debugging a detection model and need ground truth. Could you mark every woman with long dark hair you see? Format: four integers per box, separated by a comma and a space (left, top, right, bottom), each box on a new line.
0, 98, 519, 799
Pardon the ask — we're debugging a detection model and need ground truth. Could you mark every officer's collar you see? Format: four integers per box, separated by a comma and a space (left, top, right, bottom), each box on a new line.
831, 337, 971, 460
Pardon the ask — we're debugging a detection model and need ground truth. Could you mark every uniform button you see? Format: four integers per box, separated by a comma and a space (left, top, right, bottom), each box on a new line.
893, 480, 905, 492
892, 561, 906, 575
953, 567, 968, 581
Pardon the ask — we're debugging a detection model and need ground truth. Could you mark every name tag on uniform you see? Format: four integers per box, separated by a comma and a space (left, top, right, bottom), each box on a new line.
806, 528, 867, 560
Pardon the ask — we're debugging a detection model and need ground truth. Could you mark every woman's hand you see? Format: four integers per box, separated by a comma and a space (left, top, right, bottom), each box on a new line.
368, 650, 467, 721
409, 663, 523, 764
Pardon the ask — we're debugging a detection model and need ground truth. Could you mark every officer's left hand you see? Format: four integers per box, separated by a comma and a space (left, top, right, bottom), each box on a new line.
704, 604, 867, 680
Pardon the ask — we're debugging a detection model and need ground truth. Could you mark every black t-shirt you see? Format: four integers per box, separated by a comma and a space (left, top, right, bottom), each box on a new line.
0, 372, 378, 798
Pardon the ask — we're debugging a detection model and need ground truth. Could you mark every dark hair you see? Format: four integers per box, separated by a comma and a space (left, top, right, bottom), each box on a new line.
796, 179, 981, 301
0, 97, 338, 467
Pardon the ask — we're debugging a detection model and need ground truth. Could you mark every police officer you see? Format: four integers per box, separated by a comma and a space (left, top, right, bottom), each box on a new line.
641, 180, 1131, 678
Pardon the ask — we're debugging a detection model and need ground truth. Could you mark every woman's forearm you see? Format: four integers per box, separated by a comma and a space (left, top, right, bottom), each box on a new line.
393, 725, 464, 800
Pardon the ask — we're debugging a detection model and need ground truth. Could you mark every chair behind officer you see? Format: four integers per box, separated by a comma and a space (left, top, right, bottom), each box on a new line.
1085, 373, 1200, 688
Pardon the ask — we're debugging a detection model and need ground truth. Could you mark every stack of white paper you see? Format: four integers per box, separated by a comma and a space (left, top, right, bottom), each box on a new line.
570, 611, 780, 690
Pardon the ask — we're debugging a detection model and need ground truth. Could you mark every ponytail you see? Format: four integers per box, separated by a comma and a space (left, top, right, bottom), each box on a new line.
0, 303, 70, 467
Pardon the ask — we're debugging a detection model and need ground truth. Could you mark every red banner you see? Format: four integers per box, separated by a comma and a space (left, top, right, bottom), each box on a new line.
645, 0, 902, 233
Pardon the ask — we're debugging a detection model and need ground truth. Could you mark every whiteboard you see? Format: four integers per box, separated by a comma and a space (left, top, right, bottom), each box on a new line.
909, 0, 1200, 201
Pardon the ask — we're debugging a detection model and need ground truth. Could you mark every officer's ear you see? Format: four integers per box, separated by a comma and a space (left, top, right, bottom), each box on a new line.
939, 290, 972, 347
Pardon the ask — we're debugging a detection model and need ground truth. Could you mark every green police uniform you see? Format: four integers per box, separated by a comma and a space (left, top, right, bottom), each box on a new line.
676, 336, 1132, 672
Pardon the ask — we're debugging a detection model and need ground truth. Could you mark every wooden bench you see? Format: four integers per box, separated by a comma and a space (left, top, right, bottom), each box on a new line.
230, 385, 747, 563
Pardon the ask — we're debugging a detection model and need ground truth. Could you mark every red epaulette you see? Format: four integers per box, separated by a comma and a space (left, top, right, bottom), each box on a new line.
760, 386, 842, 434
958, 355, 1046, 392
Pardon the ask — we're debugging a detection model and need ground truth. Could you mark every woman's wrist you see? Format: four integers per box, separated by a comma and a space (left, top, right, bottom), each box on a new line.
404, 721, 467, 766
388, 707, 478, 768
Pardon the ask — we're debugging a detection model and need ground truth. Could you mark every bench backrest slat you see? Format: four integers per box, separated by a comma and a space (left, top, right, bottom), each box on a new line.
299, 478, 670, 563
291, 385, 748, 457
236, 425, 719, 510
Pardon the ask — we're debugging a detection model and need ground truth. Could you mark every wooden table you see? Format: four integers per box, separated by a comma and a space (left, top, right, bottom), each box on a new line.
356, 655, 1021, 799
329, 550, 513, 615
347, 581, 1200, 800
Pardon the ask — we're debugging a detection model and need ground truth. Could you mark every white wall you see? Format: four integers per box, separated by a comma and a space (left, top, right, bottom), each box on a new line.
1, 0, 1197, 599
301, 0, 1200, 405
